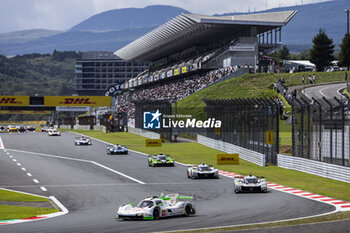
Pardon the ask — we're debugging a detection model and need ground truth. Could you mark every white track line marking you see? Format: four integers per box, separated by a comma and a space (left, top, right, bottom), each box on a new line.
33, 179, 39, 183
40, 187, 47, 191
9, 155, 12, 158
0, 187, 48, 198
71, 132, 190, 167
319, 87, 328, 98
21, 167, 26, 171
301, 89, 313, 101
16, 163, 21, 166
0, 137, 4, 149
6, 148, 145, 185
12, 159, 17, 162
27, 173, 32, 177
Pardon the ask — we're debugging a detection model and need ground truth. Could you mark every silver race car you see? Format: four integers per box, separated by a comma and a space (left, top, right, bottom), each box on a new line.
48, 129, 61, 136
74, 136, 92, 146
233, 173, 268, 193
106, 144, 128, 155
187, 162, 219, 179
117, 193, 195, 220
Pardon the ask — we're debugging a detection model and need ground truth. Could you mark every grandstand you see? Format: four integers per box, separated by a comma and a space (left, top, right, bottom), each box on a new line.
112, 11, 296, 120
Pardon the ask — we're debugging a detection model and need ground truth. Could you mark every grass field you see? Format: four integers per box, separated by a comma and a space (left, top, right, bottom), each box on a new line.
178, 71, 347, 120
0, 205, 57, 220
72, 130, 350, 202
0, 189, 49, 202
0, 189, 57, 220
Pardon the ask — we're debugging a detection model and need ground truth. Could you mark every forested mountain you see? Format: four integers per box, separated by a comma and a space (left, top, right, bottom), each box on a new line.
0, 51, 79, 96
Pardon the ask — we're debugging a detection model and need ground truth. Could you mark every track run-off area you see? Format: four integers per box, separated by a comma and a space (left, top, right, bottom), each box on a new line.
0, 132, 343, 233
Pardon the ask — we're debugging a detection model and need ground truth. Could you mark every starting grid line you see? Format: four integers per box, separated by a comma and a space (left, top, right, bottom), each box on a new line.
218, 170, 350, 211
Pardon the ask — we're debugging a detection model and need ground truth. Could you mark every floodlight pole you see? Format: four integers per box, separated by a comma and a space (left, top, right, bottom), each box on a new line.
346, 9, 350, 35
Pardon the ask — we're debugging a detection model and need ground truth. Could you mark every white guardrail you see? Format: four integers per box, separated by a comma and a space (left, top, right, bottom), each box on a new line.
278, 154, 350, 183
128, 127, 160, 139
197, 135, 266, 166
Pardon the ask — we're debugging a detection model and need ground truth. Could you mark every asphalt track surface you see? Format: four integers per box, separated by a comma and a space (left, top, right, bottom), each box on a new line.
0, 132, 335, 233
302, 82, 347, 101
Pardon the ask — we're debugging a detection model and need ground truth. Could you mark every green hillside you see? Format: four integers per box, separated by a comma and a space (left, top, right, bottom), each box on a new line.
0, 51, 78, 96
178, 71, 348, 119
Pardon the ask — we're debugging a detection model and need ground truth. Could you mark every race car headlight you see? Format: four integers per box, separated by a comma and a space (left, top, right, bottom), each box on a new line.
88, 142, 91, 144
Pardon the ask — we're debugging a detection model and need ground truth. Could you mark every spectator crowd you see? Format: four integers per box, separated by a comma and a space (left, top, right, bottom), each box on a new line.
117, 66, 239, 119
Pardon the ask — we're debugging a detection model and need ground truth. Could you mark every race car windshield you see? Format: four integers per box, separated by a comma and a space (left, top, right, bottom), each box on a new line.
197, 166, 210, 171
244, 178, 258, 183
158, 156, 167, 160
137, 201, 154, 208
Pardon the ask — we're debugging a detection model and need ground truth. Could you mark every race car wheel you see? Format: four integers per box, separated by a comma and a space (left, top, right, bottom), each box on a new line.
153, 207, 160, 220
184, 204, 192, 217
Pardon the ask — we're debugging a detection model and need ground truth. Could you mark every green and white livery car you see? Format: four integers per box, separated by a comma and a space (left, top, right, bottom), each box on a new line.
117, 193, 195, 220
148, 153, 175, 167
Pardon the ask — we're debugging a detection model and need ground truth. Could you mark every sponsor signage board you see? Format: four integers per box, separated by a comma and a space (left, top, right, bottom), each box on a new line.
266, 130, 274, 144
174, 68, 179, 75
45, 96, 111, 107
145, 139, 162, 147
56, 106, 90, 112
0, 96, 29, 106
216, 154, 239, 165
181, 66, 187, 73
0, 110, 51, 114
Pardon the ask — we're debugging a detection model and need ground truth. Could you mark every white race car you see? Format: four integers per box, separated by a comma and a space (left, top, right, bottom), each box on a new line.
187, 162, 219, 179
74, 136, 92, 145
48, 129, 61, 136
233, 173, 268, 193
117, 194, 196, 220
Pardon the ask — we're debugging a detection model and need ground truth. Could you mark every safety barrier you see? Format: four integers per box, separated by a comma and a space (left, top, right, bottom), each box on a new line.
59, 125, 106, 132
278, 154, 350, 183
128, 127, 160, 139
197, 135, 266, 166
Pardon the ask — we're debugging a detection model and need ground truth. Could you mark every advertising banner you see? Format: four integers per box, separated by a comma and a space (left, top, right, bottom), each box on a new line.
0, 110, 51, 114
56, 106, 90, 112
0, 96, 30, 106
216, 154, 239, 165
145, 139, 162, 147
181, 66, 187, 73
45, 96, 111, 107
174, 68, 179, 76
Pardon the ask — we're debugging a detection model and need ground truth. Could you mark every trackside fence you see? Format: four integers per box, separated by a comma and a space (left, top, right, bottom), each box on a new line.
278, 154, 350, 183
198, 135, 266, 166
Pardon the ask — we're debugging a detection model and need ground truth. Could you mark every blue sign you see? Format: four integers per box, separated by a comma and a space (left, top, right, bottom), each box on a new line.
143, 110, 162, 129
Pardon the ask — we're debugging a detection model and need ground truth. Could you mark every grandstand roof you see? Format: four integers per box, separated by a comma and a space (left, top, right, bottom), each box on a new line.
115, 11, 297, 62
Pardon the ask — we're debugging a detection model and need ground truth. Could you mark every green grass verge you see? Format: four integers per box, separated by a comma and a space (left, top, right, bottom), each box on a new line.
0, 189, 57, 220
178, 71, 347, 119
0, 205, 57, 220
165, 211, 350, 232
71, 130, 350, 202
0, 189, 49, 202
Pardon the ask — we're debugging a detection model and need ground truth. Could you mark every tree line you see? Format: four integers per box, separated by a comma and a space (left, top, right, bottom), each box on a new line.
272, 29, 350, 72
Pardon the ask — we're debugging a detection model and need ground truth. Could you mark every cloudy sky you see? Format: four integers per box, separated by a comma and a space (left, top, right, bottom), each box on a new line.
0, 0, 330, 33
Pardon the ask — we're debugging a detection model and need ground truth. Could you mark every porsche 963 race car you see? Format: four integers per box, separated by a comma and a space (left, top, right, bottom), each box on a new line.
148, 153, 175, 167
106, 144, 128, 155
117, 193, 195, 220
187, 162, 219, 179
233, 173, 268, 193
74, 136, 92, 146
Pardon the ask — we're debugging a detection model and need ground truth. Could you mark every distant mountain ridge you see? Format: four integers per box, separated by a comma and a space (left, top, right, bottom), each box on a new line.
0, 1, 347, 55
69, 5, 189, 32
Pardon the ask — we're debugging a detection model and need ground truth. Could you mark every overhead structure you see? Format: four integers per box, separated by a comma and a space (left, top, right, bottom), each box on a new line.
115, 11, 297, 62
